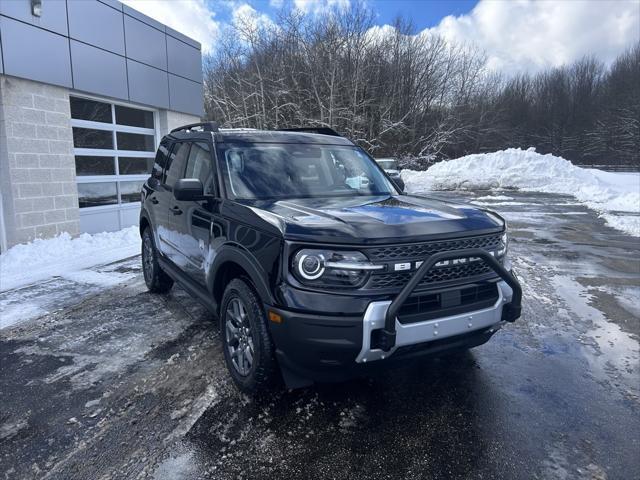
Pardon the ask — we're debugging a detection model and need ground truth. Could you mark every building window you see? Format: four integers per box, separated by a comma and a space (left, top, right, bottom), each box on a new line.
70, 96, 157, 212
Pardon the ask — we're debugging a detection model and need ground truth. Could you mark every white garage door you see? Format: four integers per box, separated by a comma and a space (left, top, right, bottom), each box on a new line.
70, 96, 158, 234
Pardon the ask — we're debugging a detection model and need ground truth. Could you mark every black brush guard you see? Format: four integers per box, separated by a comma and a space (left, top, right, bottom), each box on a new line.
376, 248, 522, 352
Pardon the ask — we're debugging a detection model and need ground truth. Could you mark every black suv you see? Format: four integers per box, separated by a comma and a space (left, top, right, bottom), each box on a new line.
140, 122, 522, 393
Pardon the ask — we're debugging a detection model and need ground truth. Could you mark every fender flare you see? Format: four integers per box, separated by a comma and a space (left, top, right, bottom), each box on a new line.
208, 244, 275, 306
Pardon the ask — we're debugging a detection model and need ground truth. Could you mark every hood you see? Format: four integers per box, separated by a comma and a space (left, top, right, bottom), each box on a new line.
236, 195, 504, 244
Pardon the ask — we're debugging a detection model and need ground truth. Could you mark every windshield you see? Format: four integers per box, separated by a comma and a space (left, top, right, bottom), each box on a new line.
218, 144, 397, 200
376, 159, 398, 170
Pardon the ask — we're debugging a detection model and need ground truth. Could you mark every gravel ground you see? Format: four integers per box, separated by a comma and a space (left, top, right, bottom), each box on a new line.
1, 191, 638, 480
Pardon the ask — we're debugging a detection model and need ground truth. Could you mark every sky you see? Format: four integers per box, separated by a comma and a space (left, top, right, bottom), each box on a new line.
121, 0, 640, 75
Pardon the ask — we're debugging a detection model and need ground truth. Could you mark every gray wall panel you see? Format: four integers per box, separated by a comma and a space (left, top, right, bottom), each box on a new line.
71, 40, 128, 99
166, 27, 200, 50
0, 0, 202, 115
169, 74, 203, 116
167, 37, 201, 83
97, 0, 123, 11
124, 16, 166, 70
122, 5, 164, 32
0, 17, 72, 87
67, 0, 125, 55
127, 60, 169, 109
0, 0, 68, 36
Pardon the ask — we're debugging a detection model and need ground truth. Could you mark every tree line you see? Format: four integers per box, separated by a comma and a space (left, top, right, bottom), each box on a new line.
203, 5, 639, 168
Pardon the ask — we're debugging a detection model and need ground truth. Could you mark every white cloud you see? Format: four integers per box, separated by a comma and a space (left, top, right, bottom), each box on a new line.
232, 3, 276, 33
120, 0, 220, 53
423, 0, 640, 74
294, 0, 351, 15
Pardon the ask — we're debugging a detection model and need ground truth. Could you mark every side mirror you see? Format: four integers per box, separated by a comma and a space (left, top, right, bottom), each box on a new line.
394, 177, 405, 192
174, 178, 204, 201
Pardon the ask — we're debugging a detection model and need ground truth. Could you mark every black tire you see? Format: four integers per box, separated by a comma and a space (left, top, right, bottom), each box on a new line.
141, 226, 174, 293
221, 278, 279, 394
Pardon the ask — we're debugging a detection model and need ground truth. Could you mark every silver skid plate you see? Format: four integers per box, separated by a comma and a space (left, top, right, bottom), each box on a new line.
355, 281, 513, 363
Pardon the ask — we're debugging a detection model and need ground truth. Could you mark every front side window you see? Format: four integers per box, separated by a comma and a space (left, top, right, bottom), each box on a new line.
184, 142, 213, 194
218, 144, 396, 200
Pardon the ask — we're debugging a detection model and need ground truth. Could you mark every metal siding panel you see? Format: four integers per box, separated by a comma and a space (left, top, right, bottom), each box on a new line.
71, 40, 128, 100
169, 74, 203, 116
0, 0, 69, 36
67, 0, 125, 55
124, 15, 167, 70
97, 0, 123, 11
0, 30, 3, 74
166, 36, 202, 83
127, 59, 169, 109
0, 17, 72, 87
122, 5, 164, 32
165, 26, 200, 50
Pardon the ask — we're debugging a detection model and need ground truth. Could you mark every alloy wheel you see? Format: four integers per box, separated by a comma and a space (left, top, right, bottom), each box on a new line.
225, 297, 255, 376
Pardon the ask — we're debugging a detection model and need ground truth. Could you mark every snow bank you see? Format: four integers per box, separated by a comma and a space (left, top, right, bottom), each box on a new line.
402, 148, 640, 236
0, 226, 140, 292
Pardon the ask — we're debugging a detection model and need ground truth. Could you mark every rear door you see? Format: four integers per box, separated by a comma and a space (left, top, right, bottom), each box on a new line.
159, 141, 191, 262
171, 141, 216, 286
144, 138, 171, 251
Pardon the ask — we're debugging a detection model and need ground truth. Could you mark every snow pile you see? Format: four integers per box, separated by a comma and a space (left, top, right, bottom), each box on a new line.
402, 148, 640, 236
0, 226, 141, 292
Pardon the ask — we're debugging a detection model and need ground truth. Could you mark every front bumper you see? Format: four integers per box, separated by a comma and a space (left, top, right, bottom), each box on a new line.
356, 280, 512, 363
269, 248, 522, 386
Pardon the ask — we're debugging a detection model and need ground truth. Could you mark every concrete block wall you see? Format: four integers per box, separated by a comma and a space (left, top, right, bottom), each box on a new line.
0, 75, 80, 246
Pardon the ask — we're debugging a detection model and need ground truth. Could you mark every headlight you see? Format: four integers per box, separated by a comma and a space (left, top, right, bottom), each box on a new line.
292, 249, 382, 288
497, 229, 508, 257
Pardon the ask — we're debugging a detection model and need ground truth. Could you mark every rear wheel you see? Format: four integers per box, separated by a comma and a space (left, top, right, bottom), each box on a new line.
141, 226, 173, 293
221, 278, 278, 394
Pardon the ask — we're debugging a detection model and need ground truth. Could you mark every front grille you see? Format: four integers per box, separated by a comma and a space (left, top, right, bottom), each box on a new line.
363, 233, 502, 291
365, 233, 502, 261
397, 282, 499, 324
370, 261, 494, 290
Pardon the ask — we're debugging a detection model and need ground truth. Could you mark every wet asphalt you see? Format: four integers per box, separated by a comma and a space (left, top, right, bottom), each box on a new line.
1, 191, 638, 480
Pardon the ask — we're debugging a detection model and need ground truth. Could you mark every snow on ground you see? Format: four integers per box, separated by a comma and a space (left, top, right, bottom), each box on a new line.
402, 148, 640, 236
0, 226, 141, 293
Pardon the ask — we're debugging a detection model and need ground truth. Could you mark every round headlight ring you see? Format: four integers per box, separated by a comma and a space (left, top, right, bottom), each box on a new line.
297, 253, 325, 280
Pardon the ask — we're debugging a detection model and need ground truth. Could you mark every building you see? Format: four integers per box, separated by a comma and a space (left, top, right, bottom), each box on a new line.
0, 0, 203, 252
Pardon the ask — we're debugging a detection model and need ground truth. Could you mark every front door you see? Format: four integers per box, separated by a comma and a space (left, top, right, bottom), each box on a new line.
171, 141, 216, 286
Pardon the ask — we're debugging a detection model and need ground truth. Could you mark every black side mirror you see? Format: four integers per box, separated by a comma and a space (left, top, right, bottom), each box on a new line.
174, 178, 204, 201
394, 177, 405, 192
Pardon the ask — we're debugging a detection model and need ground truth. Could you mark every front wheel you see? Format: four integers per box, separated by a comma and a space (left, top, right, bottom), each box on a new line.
141, 226, 174, 293
221, 278, 279, 394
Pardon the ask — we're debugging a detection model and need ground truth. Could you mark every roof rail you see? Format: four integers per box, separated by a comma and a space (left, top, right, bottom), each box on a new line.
170, 121, 219, 134
279, 127, 342, 137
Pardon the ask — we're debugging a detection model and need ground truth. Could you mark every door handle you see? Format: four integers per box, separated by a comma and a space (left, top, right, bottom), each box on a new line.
171, 206, 183, 215
149, 197, 159, 204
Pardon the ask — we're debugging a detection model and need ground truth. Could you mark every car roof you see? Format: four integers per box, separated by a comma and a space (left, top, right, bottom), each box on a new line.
214, 129, 355, 146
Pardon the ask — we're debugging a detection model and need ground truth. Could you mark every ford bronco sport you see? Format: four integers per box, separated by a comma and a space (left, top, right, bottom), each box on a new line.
140, 122, 522, 393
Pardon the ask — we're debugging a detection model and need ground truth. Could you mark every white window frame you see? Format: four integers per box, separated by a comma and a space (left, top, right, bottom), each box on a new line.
70, 94, 160, 212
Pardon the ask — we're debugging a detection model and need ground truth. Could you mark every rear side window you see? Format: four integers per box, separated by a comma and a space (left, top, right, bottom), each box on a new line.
164, 142, 190, 188
184, 142, 214, 194
151, 140, 170, 180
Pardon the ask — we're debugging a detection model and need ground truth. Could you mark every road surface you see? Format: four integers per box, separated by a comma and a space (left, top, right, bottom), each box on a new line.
1, 191, 638, 479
